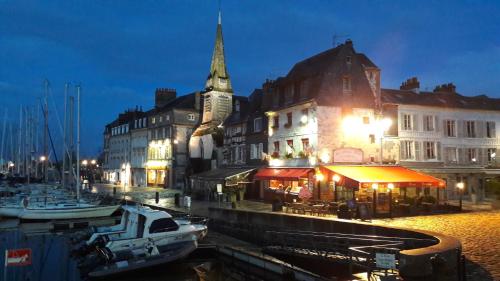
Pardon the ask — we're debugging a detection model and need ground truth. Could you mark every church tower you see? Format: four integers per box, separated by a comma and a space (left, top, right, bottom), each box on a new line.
202, 11, 233, 124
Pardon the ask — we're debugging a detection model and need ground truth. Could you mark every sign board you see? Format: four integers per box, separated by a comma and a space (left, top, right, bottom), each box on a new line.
216, 184, 222, 194
375, 253, 396, 269
5, 249, 32, 266
333, 148, 363, 163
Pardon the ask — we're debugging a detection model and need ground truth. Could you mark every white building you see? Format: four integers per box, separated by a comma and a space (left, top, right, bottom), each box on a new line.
130, 115, 148, 187
382, 79, 500, 200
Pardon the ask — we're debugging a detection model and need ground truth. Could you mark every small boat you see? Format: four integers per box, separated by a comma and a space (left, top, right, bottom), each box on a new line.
76, 205, 208, 277
18, 203, 120, 220
87, 240, 197, 278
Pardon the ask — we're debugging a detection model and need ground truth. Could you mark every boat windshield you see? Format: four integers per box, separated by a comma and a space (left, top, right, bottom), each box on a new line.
149, 218, 179, 233
137, 214, 146, 238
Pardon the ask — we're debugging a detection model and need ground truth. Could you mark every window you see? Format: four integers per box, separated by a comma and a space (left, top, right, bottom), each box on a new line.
402, 114, 412, 130
273, 141, 280, 153
301, 138, 309, 151
286, 139, 294, 149
424, 115, 434, 131
487, 148, 496, 162
369, 134, 375, 144
424, 141, 436, 159
466, 121, 476, 138
134, 120, 138, 128
486, 122, 496, 138
300, 109, 308, 124
467, 148, 477, 163
446, 147, 458, 163
272, 116, 279, 128
250, 144, 257, 159
286, 112, 292, 127
285, 86, 294, 104
149, 218, 179, 233
204, 95, 212, 113
254, 118, 262, 132
400, 141, 414, 160
346, 56, 352, 64
187, 113, 195, 121
363, 116, 370, 124
159, 116, 163, 123
446, 120, 456, 137
258, 143, 264, 159
152, 117, 156, 124
342, 76, 352, 92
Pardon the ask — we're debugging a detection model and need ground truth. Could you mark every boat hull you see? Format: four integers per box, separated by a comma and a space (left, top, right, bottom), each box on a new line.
0, 206, 23, 217
88, 241, 197, 278
19, 205, 120, 220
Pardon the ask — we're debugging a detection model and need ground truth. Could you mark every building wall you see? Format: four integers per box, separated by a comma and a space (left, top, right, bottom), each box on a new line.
391, 104, 500, 199
130, 128, 148, 187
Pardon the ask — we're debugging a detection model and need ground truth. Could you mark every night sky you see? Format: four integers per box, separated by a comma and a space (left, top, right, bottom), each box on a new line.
1, 0, 499, 157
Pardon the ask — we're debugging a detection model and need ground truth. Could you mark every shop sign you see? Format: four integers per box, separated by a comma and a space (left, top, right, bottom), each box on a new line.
375, 253, 396, 269
333, 148, 363, 163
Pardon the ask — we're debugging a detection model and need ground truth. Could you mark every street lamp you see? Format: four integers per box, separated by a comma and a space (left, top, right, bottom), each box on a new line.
332, 174, 341, 202
388, 183, 395, 218
372, 183, 378, 216
82, 160, 88, 166
90, 159, 96, 165
39, 156, 47, 182
456, 182, 464, 211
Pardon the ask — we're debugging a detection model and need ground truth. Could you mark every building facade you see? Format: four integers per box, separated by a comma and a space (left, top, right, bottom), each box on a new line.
382, 79, 500, 200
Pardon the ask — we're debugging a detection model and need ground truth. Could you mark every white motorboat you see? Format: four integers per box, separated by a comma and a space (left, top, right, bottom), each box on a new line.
76, 205, 208, 276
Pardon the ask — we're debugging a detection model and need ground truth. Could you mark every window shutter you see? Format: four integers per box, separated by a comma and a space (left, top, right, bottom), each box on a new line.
437, 142, 441, 161
492, 122, 497, 138
457, 121, 464, 138
399, 141, 405, 160
479, 148, 486, 165
443, 120, 448, 137
423, 142, 428, 160
414, 141, 421, 161
259, 143, 264, 159
476, 121, 484, 138
400, 113, 404, 131
458, 148, 464, 164
412, 114, 418, 131
434, 116, 439, 132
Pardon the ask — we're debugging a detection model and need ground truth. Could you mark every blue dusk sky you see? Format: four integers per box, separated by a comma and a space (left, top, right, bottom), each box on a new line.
0, 0, 499, 156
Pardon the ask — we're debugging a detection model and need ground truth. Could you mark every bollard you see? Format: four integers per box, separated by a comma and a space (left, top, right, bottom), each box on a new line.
174, 193, 180, 206
155, 191, 159, 204
113, 186, 116, 195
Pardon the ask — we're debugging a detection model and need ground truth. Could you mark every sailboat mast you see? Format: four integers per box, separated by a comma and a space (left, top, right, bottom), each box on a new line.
17, 106, 22, 174
43, 79, 49, 183
0, 109, 7, 171
69, 96, 75, 187
25, 107, 30, 184
62, 83, 69, 189
76, 85, 81, 201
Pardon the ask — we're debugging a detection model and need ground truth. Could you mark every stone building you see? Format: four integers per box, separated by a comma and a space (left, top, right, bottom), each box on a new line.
146, 89, 200, 188
189, 12, 236, 173
382, 78, 500, 201
103, 109, 144, 186
264, 39, 384, 167
130, 111, 148, 187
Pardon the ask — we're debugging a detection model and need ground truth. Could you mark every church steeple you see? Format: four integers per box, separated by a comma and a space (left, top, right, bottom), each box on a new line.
205, 11, 232, 93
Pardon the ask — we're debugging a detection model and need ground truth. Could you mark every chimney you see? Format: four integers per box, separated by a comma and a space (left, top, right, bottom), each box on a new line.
400, 77, 420, 94
345, 39, 353, 46
433, 83, 456, 94
155, 88, 176, 108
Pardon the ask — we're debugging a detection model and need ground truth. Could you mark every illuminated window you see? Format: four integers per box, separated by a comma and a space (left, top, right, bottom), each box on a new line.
467, 148, 477, 163
301, 138, 309, 151
254, 117, 262, 132
152, 117, 156, 124
488, 148, 496, 162
273, 141, 280, 153
187, 114, 195, 121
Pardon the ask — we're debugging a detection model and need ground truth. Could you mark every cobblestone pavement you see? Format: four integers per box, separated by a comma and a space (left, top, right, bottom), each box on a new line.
374, 211, 500, 281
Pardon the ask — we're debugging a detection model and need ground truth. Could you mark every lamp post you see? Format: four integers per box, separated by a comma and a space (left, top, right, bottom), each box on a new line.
456, 182, 464, 211
316, 173, 324, 201
372, 183, 378, 217
39, 156, 46, 182
388, 183, 394, 218
332, 174, 341, 202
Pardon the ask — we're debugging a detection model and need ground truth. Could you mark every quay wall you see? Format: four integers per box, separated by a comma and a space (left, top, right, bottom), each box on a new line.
207, 207, 462, 281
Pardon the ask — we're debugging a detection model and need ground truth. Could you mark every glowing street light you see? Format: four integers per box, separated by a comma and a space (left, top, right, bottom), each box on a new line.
457, 182, 465, 211
90, 159, 96, 165
40, 156, 46, 162
82, 160, 88, 166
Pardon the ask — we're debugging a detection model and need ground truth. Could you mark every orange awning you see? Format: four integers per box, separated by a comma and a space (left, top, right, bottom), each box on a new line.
254, 168, 313, 181
321, 165, 445, 187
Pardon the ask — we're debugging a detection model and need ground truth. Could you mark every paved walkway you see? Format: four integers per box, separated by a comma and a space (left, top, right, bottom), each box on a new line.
92, 185, 498, 280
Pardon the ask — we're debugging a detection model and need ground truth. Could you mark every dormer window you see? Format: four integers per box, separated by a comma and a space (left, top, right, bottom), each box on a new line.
346, 56, 352, 64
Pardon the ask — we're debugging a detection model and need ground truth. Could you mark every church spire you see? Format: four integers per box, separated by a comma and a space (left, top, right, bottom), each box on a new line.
205, 10, 232, 92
